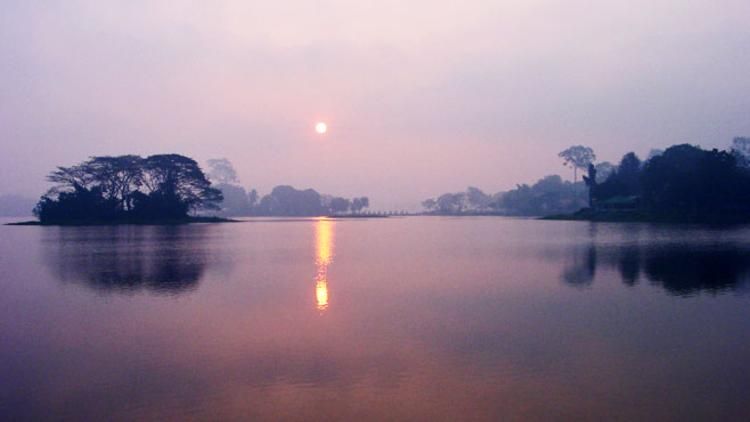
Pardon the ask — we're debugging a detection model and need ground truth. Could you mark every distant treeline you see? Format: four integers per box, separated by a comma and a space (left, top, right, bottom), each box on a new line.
215, 184, 369, 217
206, 159, 369, 217
422, 145, 604, 216
422, 178, 587, 216
423, 138, 750, 222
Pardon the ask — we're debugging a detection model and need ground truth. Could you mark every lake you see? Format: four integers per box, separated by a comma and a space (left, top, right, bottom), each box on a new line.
2, 217, 750, 420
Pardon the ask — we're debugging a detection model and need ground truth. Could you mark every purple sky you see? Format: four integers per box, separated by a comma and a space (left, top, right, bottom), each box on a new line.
2, 0, 749, 209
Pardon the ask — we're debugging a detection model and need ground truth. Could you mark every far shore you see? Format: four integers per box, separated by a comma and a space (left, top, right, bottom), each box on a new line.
4, 214, 394, 226
10, 211, 750, 226
327, 213, 390, 219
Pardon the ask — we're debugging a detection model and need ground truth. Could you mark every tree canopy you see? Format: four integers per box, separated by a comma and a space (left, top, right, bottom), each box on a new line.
251, 186, 368, 216
559, 145, 596, 183
206, 158, 240, 185
34, 154, 222, 223
590, 144, 750, 221
200, 158, 370, 217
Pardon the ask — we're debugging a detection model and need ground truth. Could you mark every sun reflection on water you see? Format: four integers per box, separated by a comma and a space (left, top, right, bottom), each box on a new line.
314, 218, 334, 311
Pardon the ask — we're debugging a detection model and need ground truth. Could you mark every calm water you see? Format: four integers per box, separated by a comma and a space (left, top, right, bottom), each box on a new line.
2, 217, 750, 420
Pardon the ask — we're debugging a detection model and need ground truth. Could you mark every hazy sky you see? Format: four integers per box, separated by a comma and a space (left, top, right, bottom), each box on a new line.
2, 0, 749, 209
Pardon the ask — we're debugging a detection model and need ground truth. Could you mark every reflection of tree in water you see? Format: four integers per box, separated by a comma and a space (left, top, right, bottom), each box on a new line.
561, 240, 750, 295
617, 246, 641, 286
43, 225, 209, 295
642, 247, 750, 295
560, 245, 597, 287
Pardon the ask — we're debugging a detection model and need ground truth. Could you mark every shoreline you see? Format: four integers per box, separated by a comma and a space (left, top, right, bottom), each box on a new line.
541, 209, 750, 225
5, 216, 239, 226
8, 212, 750, 226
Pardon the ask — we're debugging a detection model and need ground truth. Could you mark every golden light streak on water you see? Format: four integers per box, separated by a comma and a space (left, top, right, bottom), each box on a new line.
314, 218, 334, 311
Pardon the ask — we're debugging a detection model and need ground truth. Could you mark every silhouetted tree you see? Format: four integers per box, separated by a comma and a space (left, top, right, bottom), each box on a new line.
351, 197, 362, 213
617, 152, 642, 195
35, 154, 221, 222
214, 183, 252, 216
594, 161, 616, 183
46, 163, 96, 192
204, 158, 257, 216
559, 145, 596, 183
138, 154, 222, 217
586, 144, 750, 221
35, 185, 119, 222
422, 187, 495, 214
206, 158, 240, 184
46, 155, 144, 211
594, 152, 642, 201
248, 189, 259, 209
89, 155, 144, 211
422, 198, 437, 211
255, 185, 326, 216
731, 137, 750, 167
640, 144, 748, 219
466, 187, 491, 209
351, 196, 370, 213
495, 175, 586, 216
329, 197, 351, 214
436, 192, 467, 214
583, 164, 597, 207
647, 148, 664, 160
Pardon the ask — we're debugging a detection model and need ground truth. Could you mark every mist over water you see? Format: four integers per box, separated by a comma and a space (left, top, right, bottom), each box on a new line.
2, 217, 750, 420
3, 1, 750, 209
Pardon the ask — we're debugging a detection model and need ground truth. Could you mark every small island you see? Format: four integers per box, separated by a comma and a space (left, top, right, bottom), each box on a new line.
8, 154, 384, 225
11, 154, 235, 226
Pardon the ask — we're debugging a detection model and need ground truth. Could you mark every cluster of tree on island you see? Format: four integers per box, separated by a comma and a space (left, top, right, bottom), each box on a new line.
422, 138, 750, 222
34, 154, 223, 223
31, 154, 370, 223
205, 158, 370, 217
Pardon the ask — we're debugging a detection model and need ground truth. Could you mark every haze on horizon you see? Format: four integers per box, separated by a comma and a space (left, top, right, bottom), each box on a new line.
2, 0, 749, 209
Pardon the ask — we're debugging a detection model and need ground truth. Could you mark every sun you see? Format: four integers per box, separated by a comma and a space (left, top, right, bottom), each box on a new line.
315, 122, 328, 134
